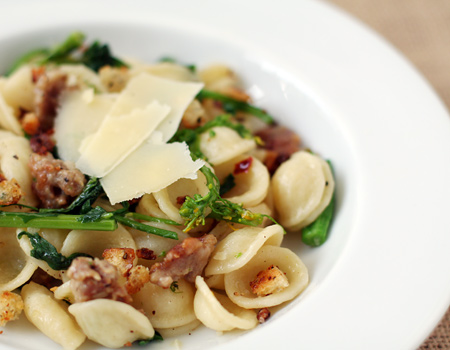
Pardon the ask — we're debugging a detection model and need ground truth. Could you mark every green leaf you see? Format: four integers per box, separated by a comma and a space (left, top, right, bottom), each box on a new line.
220, 174, 235, 196
197, 89, 274, 124
81, 41, 127, 72
18, 231, 91, 270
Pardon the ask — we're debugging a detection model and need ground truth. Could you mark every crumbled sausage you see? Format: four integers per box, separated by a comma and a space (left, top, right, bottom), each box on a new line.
149, 234, 217, 288
136, 248, 157, 261
67, 257, 132, 304
28, 152, 86, 209
34, 71, 67, 132
249, 265, 289, 297
255, 126, 301, 174
0, 175, 23, 205
257, 308, 271, 324
0, 291, 24, 326
29, 130, 55, 155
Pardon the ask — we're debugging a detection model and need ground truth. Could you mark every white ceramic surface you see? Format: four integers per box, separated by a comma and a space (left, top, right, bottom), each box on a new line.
1, 0, 450, 349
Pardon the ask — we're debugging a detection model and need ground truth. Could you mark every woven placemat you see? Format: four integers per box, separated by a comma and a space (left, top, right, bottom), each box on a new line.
325, 0, 450, 348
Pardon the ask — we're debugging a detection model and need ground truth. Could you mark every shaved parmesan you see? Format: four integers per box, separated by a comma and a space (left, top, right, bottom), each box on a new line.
101, 141, 205, 204
75, 101, 170, 177
108, 72, 203, 141
54, 90, 116, 163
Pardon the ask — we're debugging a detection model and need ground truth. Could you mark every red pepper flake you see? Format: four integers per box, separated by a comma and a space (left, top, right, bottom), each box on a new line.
0, 330, 3, 335
233, 157, 253, 175
176, 196, 187, 205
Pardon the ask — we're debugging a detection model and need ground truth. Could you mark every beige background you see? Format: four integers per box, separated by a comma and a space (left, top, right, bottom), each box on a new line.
326, 0, 450, 348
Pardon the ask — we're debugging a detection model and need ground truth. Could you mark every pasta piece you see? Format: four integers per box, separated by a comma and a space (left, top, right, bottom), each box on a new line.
198, 64, 247, 101
69, 299, 154, 348
157, 319, 202, 338
214, 155, 270, 207
129, 222, 189, 264
137, 193, 171, 221
198, 127, 256, 165
60, 224, 136, 259
22, 282, 86, 350
272, 151, 334, 230
0, 80, 23, 135
0, 228, 37, 292
205, 274, 225, 290
132, 278, 197, 329
1, 65, 34, 112
224, 245, 309, 309
129, 62, 198, 82
53, 280, 74, 304
0, 130, 38, 206
194, 276, 257, 331
300, 156, 335, 227
58, 64, 106, 92
152, 170, 209, 224
205, 225, 284, 276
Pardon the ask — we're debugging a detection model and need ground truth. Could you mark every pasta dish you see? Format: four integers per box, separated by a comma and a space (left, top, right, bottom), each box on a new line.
0, 33, 335, 349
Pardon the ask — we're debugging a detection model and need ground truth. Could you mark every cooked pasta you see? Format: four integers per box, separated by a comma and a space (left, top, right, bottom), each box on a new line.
0, 33, 337, 349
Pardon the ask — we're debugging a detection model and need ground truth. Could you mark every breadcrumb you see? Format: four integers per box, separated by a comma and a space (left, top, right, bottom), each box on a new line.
0, 291, 24, 326
249, 265, 289, 297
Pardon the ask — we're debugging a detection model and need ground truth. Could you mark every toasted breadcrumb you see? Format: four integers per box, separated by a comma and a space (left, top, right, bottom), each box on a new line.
0, 177, 23, 206
0, 291, 24, 326
102, 248, 136, 276
125, 265, 150, 295
249, 265, 289, 297
102, 248, 150, 295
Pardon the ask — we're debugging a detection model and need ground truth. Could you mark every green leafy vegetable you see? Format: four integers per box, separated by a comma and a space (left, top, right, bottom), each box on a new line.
81, 41, 127, 72
301, 161, 335, 247
18, 231, 91, 270
6, 31, 127, 75
179, 166, 275, 232
0, 177, 179, 239
220, 174, 236, 196
40, 32, 86, 65
135, 331, 163, 346
0, 211, 117, 231
41, 177, 103, 215
197, 89, 274, 124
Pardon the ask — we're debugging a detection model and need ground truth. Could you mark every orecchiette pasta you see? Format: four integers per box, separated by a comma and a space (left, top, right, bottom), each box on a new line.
224, 245, 309, 309
205, 225, 284, 276
60, 224, 137, 259
22, 282, 86, 350
132, 278, 197, 329
0, 79, 24, 135
68, 299, 154, 348
214, 155, 270, 207
194, 276, 258, 332
272, 151, 335, 230
199, 126, 256, 165
0, 228, 37, 292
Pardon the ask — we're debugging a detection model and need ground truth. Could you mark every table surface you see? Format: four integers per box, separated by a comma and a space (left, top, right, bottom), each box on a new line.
326, 0, 450, 348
